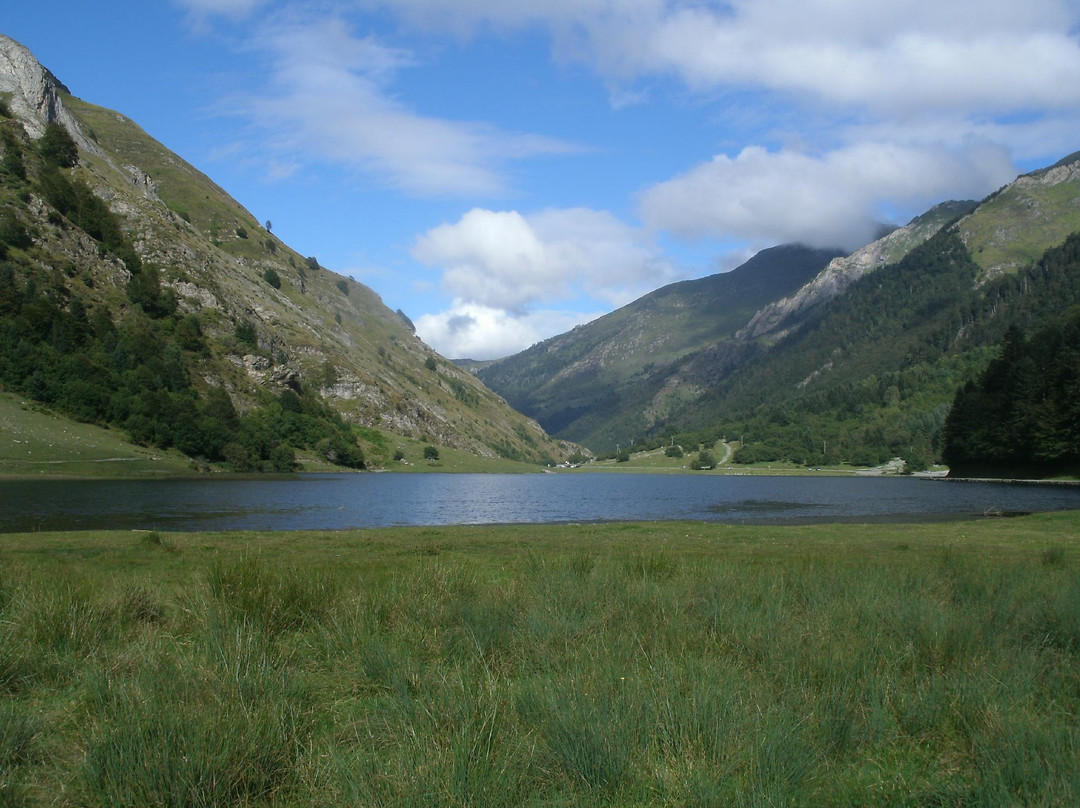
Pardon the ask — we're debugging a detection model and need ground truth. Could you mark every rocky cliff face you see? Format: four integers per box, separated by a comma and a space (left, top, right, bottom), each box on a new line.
0, 34, 101, 155
0, 34, 568, 465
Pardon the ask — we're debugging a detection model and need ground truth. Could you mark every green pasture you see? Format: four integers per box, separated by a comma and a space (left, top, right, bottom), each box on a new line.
1, 514, 1078, 806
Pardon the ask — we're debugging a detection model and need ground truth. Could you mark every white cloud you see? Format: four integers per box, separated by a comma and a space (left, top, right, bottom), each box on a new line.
351, 0, 1078, 250
640, 2, 1080, 114
639, 142, 1017, 251
234, 16, 574, 195
416, 302, 600, 360
359, 0, 1080, 115
411, 206, 677, 357
412, 207, 676, 312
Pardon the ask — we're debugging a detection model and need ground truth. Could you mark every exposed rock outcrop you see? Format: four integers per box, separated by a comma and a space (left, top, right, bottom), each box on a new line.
0, 34, 103, 159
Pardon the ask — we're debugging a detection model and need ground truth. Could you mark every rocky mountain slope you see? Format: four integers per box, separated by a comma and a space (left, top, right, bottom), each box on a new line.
0, 34, 569, 468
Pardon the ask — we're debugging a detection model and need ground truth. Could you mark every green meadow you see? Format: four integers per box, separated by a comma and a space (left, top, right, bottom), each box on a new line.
1, 515, 1078, 806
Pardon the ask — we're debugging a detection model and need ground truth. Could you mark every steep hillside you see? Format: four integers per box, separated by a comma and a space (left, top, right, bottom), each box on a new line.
0, 34, 569, 469
475, 244, 841, 447
739, 201, 977, 342
959, 155, 1080, 280
479, 151, 1080, 465
670, 171, 1080, 469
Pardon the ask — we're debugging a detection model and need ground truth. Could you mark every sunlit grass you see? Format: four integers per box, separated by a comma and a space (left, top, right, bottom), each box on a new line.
1, 514, 1078, 805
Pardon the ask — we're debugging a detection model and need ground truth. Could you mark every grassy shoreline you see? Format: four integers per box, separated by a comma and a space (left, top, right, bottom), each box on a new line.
2, 515, 1078, 806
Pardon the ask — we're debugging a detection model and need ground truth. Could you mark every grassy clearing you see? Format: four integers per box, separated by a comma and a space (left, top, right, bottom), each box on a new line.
0, 393, 195, 478
1, 514, 1078, 806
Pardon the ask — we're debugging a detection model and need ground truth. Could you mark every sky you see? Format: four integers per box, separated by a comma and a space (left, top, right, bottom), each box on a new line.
6, 1, 1080, 359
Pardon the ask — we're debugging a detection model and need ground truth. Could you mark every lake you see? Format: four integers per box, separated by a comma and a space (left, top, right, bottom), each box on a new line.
2, 472, 1080, 533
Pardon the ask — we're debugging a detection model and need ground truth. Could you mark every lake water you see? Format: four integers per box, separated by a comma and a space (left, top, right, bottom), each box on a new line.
2, 473, 1080, 533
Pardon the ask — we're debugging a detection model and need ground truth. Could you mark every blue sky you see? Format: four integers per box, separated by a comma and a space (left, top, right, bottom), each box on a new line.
6, 1, 1080, 358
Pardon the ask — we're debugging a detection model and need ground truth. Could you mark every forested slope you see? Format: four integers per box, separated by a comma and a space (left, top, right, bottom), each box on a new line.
673, 230, 1080, 470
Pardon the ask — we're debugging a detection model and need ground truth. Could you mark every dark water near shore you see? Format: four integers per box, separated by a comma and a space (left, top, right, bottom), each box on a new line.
2, 473, 1080, 533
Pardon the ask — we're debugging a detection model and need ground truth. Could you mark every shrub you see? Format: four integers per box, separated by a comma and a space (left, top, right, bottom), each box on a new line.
38, 123, 78, 168
691, 450, 716, 470
316, 435, 366, 469
0, 211, 31, 249
1, 130, 26, 180
336, 279, 349, 296
126, 265, 176, 318
423, 445, 440, 461
234, 320, 257, 348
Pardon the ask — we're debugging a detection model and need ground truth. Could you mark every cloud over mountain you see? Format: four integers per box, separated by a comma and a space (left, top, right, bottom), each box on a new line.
412, 207, 675, 358
639, 142, 1017, 251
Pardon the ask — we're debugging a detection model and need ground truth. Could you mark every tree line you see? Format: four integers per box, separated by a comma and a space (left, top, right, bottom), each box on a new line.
942, 313, 1080, 477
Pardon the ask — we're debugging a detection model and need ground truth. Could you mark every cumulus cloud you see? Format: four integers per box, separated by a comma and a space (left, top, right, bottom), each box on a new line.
411, 206, 676, 357
413, 207, 676, 312
639, 142, 1017, 251
232, 16, 574, 195
415, 302, 600, 360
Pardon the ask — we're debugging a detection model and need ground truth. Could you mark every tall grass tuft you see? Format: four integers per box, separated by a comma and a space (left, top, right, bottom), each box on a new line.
137, 530, 177, 552
81, 645, 307, 806
0, 704, 41, 770
518, 679, 635, 793
1040, 545, 1067, 568
204, 552, 340, 635
116, 585, 165, 625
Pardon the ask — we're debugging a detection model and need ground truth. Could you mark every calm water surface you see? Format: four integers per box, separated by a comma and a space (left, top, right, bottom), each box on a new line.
2, 473, 1080, 533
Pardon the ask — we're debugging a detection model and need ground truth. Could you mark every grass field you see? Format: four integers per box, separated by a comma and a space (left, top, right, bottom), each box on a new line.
1, 514, 1078, 806
0, 394, 196, 478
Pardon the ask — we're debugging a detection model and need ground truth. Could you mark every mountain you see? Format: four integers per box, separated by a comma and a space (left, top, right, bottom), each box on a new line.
480, 153, 1080, 467
739, 201, 978, 342
959, 155, 1080, 280
0, 34, 571, 469
474, 244, 843, 449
